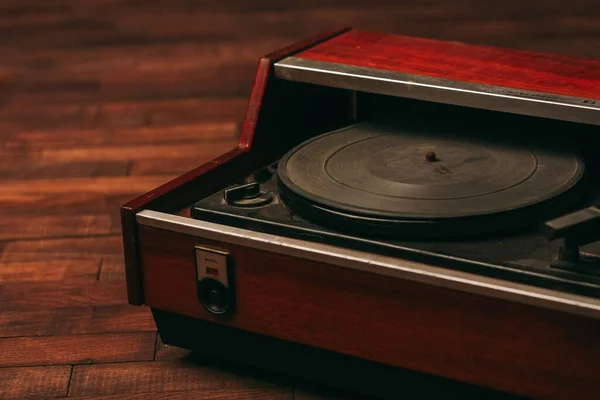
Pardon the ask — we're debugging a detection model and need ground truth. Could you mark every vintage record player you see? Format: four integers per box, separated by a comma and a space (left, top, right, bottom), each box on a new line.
121, 28, 600, 399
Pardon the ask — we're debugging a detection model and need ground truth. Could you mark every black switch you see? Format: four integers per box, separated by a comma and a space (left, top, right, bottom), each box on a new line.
207, 288, 227, 313
223, 182, 272, 208
208, 289, 220, 305
197, 279, 231, 315
194, 245, 235, 316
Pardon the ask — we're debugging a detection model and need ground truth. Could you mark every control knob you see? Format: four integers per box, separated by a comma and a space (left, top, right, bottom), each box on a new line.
194, 246, 235, 315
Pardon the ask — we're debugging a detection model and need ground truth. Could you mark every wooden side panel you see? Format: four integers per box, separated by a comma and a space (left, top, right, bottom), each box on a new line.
120, 27, 352, 305
139, 224, 600, 400
295, 30, 600, 100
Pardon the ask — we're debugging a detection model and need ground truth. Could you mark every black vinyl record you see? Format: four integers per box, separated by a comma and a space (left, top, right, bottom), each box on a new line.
277, 119, 586, 238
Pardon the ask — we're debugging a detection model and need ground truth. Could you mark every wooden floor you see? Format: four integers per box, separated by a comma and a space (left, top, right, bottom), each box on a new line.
1, 1, 599, 399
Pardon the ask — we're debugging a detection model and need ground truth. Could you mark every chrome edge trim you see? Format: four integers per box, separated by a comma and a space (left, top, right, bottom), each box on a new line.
136, 209, 600, 319
274, 57, 600, 126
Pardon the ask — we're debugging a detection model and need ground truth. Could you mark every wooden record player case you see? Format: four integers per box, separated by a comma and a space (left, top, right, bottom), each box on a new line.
121, 28, 600, 399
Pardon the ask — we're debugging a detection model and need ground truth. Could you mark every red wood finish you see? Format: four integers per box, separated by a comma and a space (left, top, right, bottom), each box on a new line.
120, 27, 351, 305
295, 30, 600, 100
139, 224, 600, 400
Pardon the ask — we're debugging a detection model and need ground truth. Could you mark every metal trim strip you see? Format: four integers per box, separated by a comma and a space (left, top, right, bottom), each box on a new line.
274, 57, 600, 126
137, 209, 600, 319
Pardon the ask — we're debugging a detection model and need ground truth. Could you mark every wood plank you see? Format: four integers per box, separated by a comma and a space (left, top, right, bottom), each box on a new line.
0, 0, 591, 13
0, 259, 100, 283
0, 5, 595, 51
30, 141, 236, 164
129, 151, 237, 176
0, 191, 148, 217
0, 159, 130, 180
0, 69, 14, 108
115, 0, 600, 15
118, 99, 246, 127
0, 12, 295, 50
0, 281, 128, 310
0, 215, 114, 240
0, 7, 597, 59
0, 176, 171, 207
56, 387, 293, 400
0, 0, 389, 13
2, 121, 239, 150
0, 332, 156, 367
0, 40, 281, 72
32, 65, 255, 101
2, 99, 246, 133
86, 305, 155, 334
0, 194, 119, 217
0, 305, 155, 338
0, 308, 92, 338
68, 359, 279, 397
0, 97, 248, 127
98, 256, 125, 281
0, 235, 122, 263
0, 365, 71, 399
0, 140, 234, 180
0, 175, 165, 198
4, 45, 261, 100
0, 102, 84, 128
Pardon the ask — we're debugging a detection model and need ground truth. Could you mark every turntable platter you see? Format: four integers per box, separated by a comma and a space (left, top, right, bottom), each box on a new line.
277, 119, 586, 237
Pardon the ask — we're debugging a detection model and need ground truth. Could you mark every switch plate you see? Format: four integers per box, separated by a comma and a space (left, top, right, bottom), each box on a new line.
194, 245, 230, 287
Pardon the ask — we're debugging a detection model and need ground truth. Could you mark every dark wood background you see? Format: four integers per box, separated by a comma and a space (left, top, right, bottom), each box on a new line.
1, 1, 599, 399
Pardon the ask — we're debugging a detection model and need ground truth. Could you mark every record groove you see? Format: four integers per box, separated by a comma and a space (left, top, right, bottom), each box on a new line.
277, 119, 586, 237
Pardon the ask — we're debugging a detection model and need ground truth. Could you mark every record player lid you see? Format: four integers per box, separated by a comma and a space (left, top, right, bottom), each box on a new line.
274, 30, 600, 126
277, 119, 585, 234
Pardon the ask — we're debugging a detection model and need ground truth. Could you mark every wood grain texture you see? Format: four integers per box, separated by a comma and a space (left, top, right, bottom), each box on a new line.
0, 215, 114, 240
57, 388, 294, 400
0, 281, 128, 310
0, 305, 155, 338
139, 224, 600, 400
68, 360, 279, 397
0, 236, 122, 263
0, 259, 100, 283
296, 29, 600, 99
0, 365, 71, 399
2, 1, 600, 399
0, 176, 172, 202
0, 99, 245, 133
98, 256, 126, 281
0, 332, 156, 367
